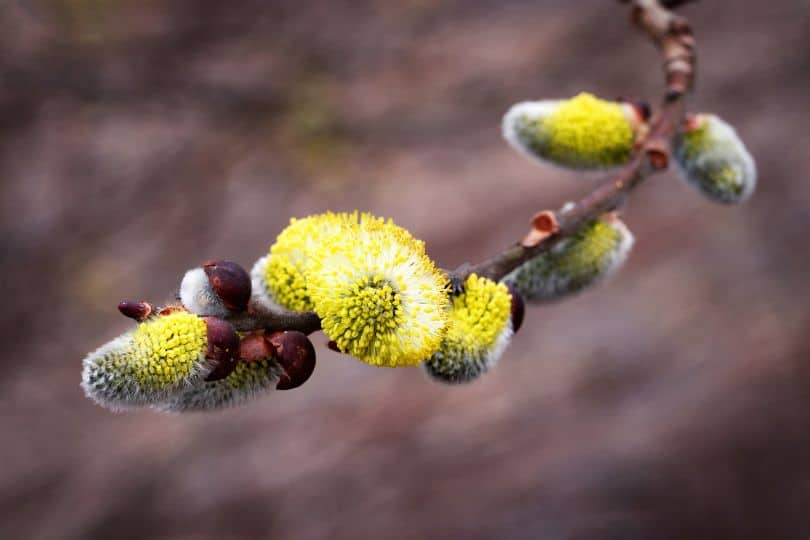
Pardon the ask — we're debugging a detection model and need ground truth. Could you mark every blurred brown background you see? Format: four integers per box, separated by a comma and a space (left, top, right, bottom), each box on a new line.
2, 1, 809, 538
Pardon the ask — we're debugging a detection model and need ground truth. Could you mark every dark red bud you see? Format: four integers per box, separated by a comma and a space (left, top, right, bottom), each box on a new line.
203, 260, 251, 312
203, 317, 240, 381
616, 97, 651, 123
633, 101, 652, 122
118, 301, 153, 321
268, 331, 316, 390
505, 284, 525, 334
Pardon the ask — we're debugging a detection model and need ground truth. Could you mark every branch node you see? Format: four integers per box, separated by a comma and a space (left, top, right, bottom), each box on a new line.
521, 211, 559, 248
646, 141, 671, 170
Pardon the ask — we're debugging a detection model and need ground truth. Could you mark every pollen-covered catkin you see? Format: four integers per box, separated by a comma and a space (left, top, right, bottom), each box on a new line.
252, 212, 382, 312
81, 311, 211, 411
502, 215, 634, 303
672, 113, 757, 204
306, 214, 449, 367
423, 274, 514, 384
503, 92, 643, 170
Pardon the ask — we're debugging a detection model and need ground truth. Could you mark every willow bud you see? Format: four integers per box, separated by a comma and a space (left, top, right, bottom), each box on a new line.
180, 260, 251, 317
117, 301, 153, 322
268, 331, 317, 390
81, 310, 221, 410
423, 274, 514, 384
201, 317, 240, 382
502, 215, 634, 303
503, 92, 645, 170
672, 113, 756, 204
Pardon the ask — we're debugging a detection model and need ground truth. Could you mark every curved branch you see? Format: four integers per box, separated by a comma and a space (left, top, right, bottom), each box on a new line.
128, 0, 696, 337
463, 0, 696, 282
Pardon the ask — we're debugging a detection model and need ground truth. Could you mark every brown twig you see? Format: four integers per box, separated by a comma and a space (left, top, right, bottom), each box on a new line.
463, 0, 696, 282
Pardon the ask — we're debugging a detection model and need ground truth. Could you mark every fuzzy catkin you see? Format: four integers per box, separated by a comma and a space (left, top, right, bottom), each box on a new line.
81, 312, 211, 410
502, 217, 634, 303
423, 274, 514, 384
503, 93, 640, 170
673, 114, 756, 204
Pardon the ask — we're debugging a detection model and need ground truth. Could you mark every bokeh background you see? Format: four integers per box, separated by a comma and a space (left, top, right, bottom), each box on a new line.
2, 1, 809, 538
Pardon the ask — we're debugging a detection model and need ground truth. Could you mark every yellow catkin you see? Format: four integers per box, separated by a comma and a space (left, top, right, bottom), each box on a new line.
81, 311, 209, 410
306, 216, 449, 367
502, 217, 633, 303
505, 92, 637, 169
261, 211, 427, 311
423, 274, 513, 383
130, 312, 208, 389
673, 113, 757, 204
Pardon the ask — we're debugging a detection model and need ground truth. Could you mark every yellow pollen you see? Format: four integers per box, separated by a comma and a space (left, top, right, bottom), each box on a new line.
130, 311, 208, 390
306, 216, 449, 366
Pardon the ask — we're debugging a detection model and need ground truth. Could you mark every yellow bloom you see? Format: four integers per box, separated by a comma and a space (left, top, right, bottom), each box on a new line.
423, 274, 513, 383
81, 311, 210, 410
503, 92, 641, 169
306, 218, 449, 366
254, 213, 346, 311
253, 211, 425, 312
673, 113, 756, 204
502, 215, 633, 303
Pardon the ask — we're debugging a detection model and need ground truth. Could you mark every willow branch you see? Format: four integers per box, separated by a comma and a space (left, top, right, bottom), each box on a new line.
463, 0, 696, 282
170, 0, 695, 337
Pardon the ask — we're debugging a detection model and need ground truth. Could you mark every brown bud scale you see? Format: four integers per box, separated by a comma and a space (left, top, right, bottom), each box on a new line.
505, 284, 525, 334
118, 301, 153, 321
203, 317, 240, 381
268, 331, 316, 390
203, 260, 252, 312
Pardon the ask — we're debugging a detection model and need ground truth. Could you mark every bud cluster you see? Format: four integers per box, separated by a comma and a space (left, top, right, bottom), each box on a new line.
159, 330, 316, 412
82, 261, 317, 412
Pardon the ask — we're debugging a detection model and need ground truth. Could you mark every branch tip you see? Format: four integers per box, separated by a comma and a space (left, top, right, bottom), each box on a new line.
118, 300, 153, 322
